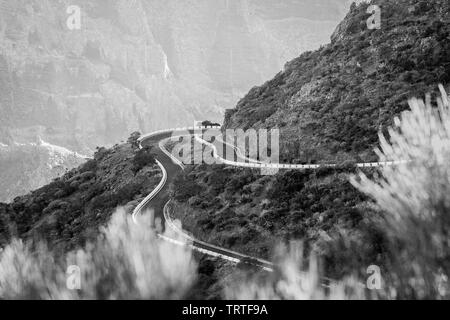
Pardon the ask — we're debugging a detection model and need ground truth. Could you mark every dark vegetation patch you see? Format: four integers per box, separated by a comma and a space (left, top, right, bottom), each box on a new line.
0, 133, 159, 251
171, 164, 388, 280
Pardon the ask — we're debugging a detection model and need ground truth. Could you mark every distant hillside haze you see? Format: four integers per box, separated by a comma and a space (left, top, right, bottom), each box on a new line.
0, 141, 86, 203
0, 0, 349, 201
0, 0, 350, 152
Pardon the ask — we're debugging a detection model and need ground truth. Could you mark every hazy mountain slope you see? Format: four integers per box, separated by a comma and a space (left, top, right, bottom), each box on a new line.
0, 0, 349, 201
0, 0, 350, 153
0, 140, 86, 202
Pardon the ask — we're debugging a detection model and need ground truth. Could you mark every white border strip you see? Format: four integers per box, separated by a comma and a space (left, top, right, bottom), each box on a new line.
196, 134, 408, 169
132, 159, 167, 224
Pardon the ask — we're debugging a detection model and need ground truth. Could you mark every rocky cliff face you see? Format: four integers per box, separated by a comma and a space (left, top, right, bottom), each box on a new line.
0, 0, 349, 151
0, 0, 349, 201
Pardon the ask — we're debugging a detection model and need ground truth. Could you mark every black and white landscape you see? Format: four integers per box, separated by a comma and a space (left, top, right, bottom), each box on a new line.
0, 0, 449, 302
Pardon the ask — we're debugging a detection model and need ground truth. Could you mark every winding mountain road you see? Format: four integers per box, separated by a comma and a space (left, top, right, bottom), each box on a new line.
132, 127, 274, 271
132, 125, 407, 276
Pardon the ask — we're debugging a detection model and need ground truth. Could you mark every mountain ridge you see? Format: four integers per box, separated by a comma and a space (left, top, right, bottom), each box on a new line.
224, 0, 450, 163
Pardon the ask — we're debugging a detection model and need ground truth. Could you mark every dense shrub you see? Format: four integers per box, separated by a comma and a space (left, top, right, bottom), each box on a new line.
352, 86, 450, 299
0, 209, 196, 299
132, 146, 155, 173
171, 172, 204, 202
80, 159, 97, 173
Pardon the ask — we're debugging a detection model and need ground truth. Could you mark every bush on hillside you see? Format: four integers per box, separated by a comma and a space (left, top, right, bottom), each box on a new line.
132, 146, 155, 173
0, 209, 196, 299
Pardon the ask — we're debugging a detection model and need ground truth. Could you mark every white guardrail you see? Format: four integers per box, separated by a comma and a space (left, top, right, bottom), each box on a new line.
131, 158, 167, 224
137, 125, 407, 170
195, 135, 409, 169
132, 125, 274, 268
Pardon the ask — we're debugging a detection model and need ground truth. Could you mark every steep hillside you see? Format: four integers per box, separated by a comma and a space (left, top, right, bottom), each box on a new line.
225, 0, 450, 163
170, 0, 450, 281
0, 135, 160, 251
171, 164, 384, 280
